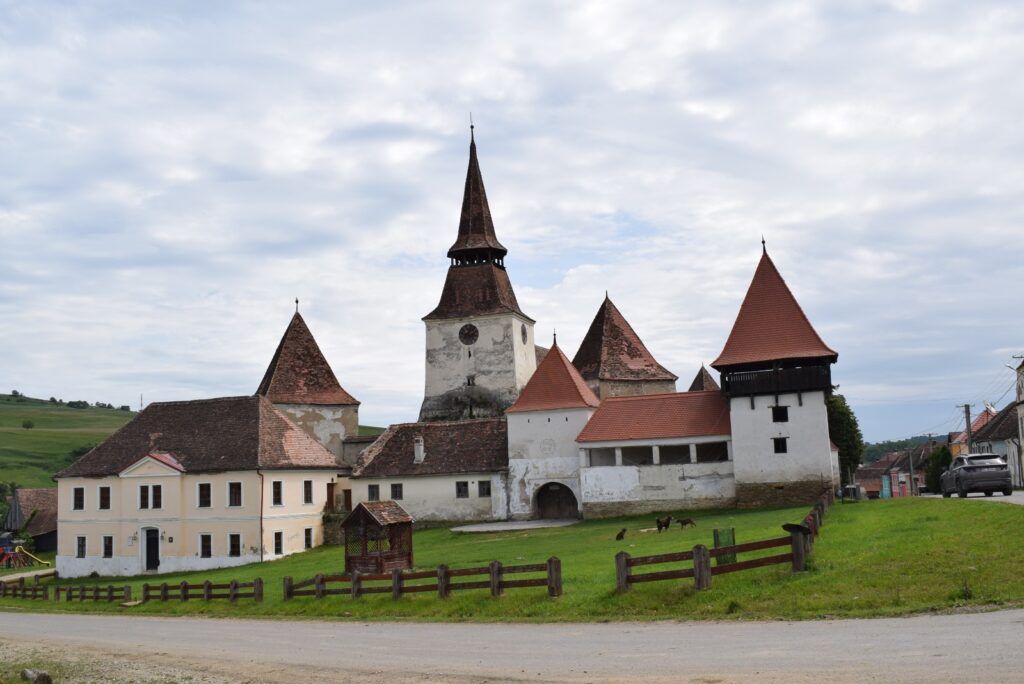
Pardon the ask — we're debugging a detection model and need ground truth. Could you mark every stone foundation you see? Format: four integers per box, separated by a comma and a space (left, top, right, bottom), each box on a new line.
735, 480, 829, 508
582, 496, 733, 519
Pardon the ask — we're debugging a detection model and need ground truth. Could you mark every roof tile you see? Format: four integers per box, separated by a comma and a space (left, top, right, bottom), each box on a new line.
576, 391, 731, 442
572, 296, 677, 383
257, 313, 358, 405
508, 343, 599, 412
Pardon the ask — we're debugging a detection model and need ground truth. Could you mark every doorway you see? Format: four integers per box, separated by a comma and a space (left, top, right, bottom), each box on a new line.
143, 528, 160, 571
535, 482, 580, 519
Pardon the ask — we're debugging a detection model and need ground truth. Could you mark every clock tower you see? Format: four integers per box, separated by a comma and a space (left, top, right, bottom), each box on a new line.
419, 130, 537, 422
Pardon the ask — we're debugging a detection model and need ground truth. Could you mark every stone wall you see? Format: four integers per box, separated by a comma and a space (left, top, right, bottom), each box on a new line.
595, 379, 677, 399
581, 496, 729, 519
735, 480, 829, 508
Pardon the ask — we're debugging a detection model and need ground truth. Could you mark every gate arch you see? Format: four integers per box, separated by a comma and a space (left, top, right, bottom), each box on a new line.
534, 482, 580, 519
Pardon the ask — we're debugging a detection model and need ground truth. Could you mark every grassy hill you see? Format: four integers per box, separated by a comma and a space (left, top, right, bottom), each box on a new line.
0, 394, 134, 489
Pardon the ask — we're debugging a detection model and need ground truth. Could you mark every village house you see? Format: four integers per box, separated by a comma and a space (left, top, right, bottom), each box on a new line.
973, 401, 1022, 489
3, 487, 58, 553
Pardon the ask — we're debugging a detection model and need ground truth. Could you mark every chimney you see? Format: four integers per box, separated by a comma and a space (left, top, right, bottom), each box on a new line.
413, 435, 425, 464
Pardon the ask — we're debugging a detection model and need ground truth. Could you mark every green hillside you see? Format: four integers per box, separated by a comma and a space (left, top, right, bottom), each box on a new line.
0, 394, 134, 489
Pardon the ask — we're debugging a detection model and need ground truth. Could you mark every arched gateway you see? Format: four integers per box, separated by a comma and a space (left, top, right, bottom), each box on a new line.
535, 482, 580, 519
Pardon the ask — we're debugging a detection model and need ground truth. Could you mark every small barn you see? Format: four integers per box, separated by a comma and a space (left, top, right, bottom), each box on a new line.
341, 500, 413, 574
3, 488, 58, 553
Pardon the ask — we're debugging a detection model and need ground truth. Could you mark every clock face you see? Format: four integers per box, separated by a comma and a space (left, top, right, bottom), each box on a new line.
521, 323, 528, 344
459, 323, 479, 345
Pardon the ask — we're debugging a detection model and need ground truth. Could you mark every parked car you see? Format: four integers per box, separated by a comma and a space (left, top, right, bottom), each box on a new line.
940, 453, 1012, 498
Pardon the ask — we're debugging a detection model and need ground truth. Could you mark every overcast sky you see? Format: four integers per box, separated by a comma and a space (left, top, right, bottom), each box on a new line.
2, 1, 1022, 442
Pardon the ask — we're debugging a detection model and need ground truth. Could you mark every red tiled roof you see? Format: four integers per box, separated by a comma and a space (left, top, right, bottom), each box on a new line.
257, 313, 358, 405
712, 250, 837, 369
354, 418, 507, 478
687, 366, 720, 392
576, 391, 731, 443
952, 406, 999, 443
422, 263, 530, 321
142, 452, 184, 472
55, 396, 338, 478
572, 296, 677, 383
447, 132, 507, 258
508, 343, 600, 413
345, 500, 414, 527
973, 402, 1020, 443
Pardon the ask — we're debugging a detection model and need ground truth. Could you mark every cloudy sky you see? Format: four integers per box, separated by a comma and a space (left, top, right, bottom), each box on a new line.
2, 1, 1022, 442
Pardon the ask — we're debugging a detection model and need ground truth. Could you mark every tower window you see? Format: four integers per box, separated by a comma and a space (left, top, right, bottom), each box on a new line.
773, 437, 788, 454
467, 375, 475, 386
772, 406, 789, 422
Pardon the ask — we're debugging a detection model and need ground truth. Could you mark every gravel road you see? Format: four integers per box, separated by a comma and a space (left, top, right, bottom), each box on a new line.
2, 608, 1024, 682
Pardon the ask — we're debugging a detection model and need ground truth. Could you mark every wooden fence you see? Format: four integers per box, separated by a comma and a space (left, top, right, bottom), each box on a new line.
141, 578, 263, 603
285, 557, 562, 601
0, 578, 49, 600
615, 488, 834, 593
54, 585, 132, 602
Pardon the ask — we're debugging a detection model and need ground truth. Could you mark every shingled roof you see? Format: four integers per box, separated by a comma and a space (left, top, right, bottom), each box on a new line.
4, 488, 57, 537
572, 296, 677, 383
423, 263, 530, 321
353, 418, 507, 478
55, 395, 338, 478
345, 500, 414, 527
447, 130, 507, 259
576, 391, 731, 443
688, 366, 720, 392
508, 343, 600, 413
257, 312, 358, 405
712, 249, 837, 369
973, 402, 1020, 443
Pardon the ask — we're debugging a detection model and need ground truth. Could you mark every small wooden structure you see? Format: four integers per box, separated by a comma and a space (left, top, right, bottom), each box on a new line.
342, 501, 414, 574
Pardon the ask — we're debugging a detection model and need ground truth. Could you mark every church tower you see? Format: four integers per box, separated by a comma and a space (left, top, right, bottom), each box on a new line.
419, 130, 537, 421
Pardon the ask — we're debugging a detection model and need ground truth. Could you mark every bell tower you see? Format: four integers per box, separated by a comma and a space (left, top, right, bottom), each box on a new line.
419, 129, 537, 421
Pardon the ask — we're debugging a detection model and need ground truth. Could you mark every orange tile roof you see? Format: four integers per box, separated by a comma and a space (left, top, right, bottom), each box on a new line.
576, 391, 731, 443
257, 312, 359, 405
507, 343, 600, 412
712, 250, 837, 369
572, 296, 677, 383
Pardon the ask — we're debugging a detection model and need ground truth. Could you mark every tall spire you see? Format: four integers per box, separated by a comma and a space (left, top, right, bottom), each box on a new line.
447, 129, 508, 264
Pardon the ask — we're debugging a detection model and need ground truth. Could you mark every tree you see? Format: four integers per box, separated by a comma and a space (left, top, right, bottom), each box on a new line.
827, 393, 865, 485
21, 420, 34, 429
926, 445, 953, 493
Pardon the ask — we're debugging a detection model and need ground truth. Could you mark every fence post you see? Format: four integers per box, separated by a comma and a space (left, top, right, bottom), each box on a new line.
160, 582, 168, 601
254, 577, 263, 602
180, 580, 189, 602
791, 528, 807, 572
489, 561, 503, 598
18, 577, 25, 590
229, 579, 238, 603
203, 580, 212, 601
350, 570, 362, 600
546, 557, 562, 598
693, 544, 712, 591
0, 581, 6, 598
391, 568, 403, 600
142, 583, 150, 603
106, 585, 113, 602
314, 573, 325, 599
713, 528, 737, 566
283, 576, 293, 601
615, 551, 631, 594
437, 564, 450, 599
124, 585, 132, 602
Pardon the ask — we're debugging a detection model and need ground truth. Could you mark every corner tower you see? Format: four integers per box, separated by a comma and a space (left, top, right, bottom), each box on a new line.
419, 130, 537, 421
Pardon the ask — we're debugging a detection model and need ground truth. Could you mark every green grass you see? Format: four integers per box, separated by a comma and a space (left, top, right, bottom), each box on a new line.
2, 498, 1022, 621
0, 394, 134, 488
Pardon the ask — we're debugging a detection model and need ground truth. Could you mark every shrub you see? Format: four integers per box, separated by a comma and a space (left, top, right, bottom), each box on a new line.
21, 420, 34, 429
66, 400, 90, 409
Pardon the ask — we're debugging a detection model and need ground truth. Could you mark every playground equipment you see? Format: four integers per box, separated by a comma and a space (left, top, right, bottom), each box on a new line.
0, 540, 50, 569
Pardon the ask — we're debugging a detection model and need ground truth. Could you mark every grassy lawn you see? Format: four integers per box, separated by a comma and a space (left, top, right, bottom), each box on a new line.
2, 497, 1022, 621
0, 552, 55, 577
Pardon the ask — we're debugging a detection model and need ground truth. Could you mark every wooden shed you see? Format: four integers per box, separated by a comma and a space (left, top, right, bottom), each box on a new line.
341, 501, 414, 574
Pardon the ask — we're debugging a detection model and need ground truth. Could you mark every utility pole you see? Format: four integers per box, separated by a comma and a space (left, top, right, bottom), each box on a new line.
958, 403, 973, 453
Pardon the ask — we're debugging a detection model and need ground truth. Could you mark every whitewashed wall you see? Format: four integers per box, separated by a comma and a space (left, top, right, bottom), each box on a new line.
351, 472, 507, 522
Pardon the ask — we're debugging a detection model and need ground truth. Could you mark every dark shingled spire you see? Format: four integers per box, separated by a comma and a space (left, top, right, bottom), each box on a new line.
688, 365, 720, 392
257, 312, 359, 405
447, 130, 507, 262
572, 296, 677, 383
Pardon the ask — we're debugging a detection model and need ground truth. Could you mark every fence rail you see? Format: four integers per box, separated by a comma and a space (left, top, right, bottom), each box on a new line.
141, 578, 263, 603
615, 488, 834, 593
54, 585, 132, 602
285, 557, 562, 601
0, 578, 49, 600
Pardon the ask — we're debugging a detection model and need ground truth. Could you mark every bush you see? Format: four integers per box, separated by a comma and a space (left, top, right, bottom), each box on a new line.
118, 405, 131, 412
10, 389, 19, 397
66, 400, 90, 409
49, 397, 58, 403
21, 420, 34, 429
926, 445, 953, 493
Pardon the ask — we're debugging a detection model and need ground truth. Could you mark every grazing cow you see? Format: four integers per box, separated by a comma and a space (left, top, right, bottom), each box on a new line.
678, 518, 696, 529
615, 528, 626, 541
655, 515, 673, 532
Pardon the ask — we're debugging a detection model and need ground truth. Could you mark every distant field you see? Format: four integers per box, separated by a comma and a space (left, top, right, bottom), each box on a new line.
0, 394, 133, 489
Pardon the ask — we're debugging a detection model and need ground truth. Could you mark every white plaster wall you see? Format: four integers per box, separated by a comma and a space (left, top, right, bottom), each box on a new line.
423, 312, 536, 404
351, 473, 507, 522
581, 462, 735, 506
56, 552, 262, 579
729, 392, 834, 485
507, 408, 593, 518
274, 404, 357, 460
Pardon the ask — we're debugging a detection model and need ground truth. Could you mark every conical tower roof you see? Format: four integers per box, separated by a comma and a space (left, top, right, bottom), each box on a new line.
257, 312, 359, 405
688, 365, 720, 392
572, 296, 677, 383
712, 249, 837, 369
447, 129, 507, 259
508, 343, 599, 412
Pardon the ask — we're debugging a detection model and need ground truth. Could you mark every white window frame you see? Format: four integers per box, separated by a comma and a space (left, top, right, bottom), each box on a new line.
273, 530, 284, 556
138, 484, 163, 510
76, 536, 86, 558
303, 526, 313, 550
196, 482, 212, 509
226, 481, 243, 508
97, 485, 111, 511
102, 535, 113, 559
227, 532, 242, 558
271, 480, 284, 507
302, 479, 314, 505
72, 487, 85, 511
199, 533, 213, 559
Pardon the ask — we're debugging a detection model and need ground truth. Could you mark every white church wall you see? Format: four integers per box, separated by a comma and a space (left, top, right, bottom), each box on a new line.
580, 461, 735, 517
351, 473, 507, 522
506, 408, 593, 518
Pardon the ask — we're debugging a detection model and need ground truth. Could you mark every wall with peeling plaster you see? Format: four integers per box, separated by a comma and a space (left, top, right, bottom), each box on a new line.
420, 312, 536, 421
350, 472, 508, 522
506, 408, 594, 519
579, 462, 735, 517
274, 403, 358, 462
593, 379, 677, 399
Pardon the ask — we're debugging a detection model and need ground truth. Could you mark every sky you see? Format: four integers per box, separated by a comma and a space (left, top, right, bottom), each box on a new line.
2, 1, 1022, 442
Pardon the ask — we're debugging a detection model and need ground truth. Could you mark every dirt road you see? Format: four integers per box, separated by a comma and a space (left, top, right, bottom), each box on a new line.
2, 608, 1024, 682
